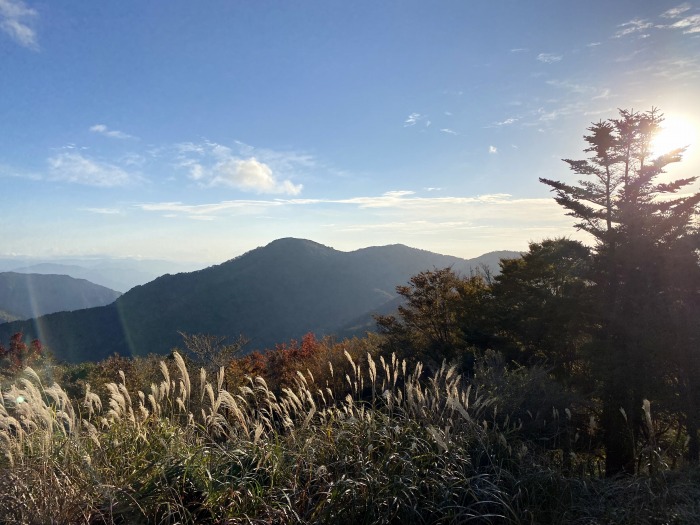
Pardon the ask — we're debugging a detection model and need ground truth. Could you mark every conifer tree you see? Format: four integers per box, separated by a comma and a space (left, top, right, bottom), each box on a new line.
541, 108, 700, 475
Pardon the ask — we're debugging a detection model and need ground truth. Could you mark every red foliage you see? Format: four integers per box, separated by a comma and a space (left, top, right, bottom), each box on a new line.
0, 332, 44, 375
232, 333, 323, 391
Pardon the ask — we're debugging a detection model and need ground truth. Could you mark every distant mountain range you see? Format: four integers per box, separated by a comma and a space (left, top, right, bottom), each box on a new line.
0, 258, 207, 293
0, 239, 520, 363
0, 272, 121, 322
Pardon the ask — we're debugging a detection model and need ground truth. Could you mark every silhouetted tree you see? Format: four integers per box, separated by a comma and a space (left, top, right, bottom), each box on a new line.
491, 238, 593, 384
541, 108, 700, 475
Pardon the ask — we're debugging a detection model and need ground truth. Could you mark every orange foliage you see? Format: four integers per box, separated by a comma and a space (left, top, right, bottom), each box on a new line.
229, 332, 378, 393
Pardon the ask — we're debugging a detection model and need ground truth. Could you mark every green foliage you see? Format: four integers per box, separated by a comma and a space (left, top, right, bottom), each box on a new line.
375, 268, 491, 368
491, 238, 593, 383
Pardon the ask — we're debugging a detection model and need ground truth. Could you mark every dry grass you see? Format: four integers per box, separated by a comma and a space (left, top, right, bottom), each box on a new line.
0, 351, 697, 524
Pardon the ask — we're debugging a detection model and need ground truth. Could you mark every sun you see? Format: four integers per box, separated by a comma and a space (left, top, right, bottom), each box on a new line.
651, 115, 697, 158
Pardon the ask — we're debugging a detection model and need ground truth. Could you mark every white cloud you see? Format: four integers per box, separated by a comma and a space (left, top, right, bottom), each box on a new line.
138, 199, 284, 218
440, 128, 458, 135
661, 3, 691, 19
0, 0, 38, 50
587, 42, 602, 48
140, 192, 542, 216
48, 152, 140, 187
494, 118, 518, 126
593, 88, 611, 100
537, 53, 562, 63
404, 112, 422, 127
212, 157, 302, 195
545, 79, 611, 101
668, 13, 700, 33
89, 124, 135, 140
510, 48, 528, 53
546, 79, 589, 93
136, 192, 576, 247
82, 207, 121, 215
489, 146, 498, 154
614, 18, 652, 38
177, 141, 303, 195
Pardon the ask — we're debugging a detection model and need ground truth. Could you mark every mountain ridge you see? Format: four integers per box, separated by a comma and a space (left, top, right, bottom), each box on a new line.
0, 239, 520, 363
0, 272, 122, 323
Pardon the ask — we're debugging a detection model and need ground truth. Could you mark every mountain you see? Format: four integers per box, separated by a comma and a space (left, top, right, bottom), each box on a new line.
0, 239, 520, 363
9, 263, 155, 293
7, 259, 207, 293
0, 273, 122, 322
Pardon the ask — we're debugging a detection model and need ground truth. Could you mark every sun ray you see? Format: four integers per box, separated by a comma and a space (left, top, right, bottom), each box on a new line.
651, 115, 697, 158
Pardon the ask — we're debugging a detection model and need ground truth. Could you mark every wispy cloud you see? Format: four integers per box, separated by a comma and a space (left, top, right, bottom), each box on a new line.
592, 88, 611, 100
624, 53, 700, 81
494, 117, 518, 126
0, 0, 38, 50
546, 79, 588, 93
667, 13, 700, 33
404, 112, 423, 127
537, 53, 562, 63
510, 48, 528, 53
140, 192, 546, 215
614, 18, 652, 38
136, 192, 575, 246
0, 163, 41, 180
48, 152, 141, 187
661, 3, 692, 19
89, 124, 135, 140
138, 199, 285, 218
440, 128, 458, 135
489, 146, 498, 154
82, 207, 122, 215
546, 79, 611, 100
176, 141, 303, 195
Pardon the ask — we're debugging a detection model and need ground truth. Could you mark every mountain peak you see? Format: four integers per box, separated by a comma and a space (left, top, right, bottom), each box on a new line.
265, 238, 331, 250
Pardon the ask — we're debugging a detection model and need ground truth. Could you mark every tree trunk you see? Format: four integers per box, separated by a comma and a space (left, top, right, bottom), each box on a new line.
602, 373, 636, 476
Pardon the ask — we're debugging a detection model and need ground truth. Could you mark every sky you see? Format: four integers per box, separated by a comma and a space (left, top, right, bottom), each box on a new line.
1, 1, 700, 264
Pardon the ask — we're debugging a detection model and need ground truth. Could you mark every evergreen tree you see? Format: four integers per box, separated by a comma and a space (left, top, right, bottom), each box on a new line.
541, 108, 700, 475
490, 238, 593, 384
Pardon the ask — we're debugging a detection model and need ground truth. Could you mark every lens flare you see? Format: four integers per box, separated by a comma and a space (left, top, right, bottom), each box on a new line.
651, 115, 696, 158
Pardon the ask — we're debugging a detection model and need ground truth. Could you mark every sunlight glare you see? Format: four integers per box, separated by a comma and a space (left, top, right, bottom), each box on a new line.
651, 115, 696, 158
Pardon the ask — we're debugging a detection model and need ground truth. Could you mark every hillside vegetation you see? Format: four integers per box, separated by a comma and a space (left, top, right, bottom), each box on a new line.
0, 108, 699, 523
0, 240, 516, 363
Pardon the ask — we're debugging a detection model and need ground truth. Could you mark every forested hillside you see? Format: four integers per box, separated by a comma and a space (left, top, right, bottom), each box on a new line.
0, 240, 515, 363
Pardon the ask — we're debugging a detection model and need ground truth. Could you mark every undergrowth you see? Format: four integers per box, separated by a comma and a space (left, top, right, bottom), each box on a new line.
0, 351, 698, 524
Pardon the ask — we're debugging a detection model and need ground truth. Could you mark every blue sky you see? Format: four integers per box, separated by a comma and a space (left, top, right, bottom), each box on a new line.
2, 1, 699, 263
